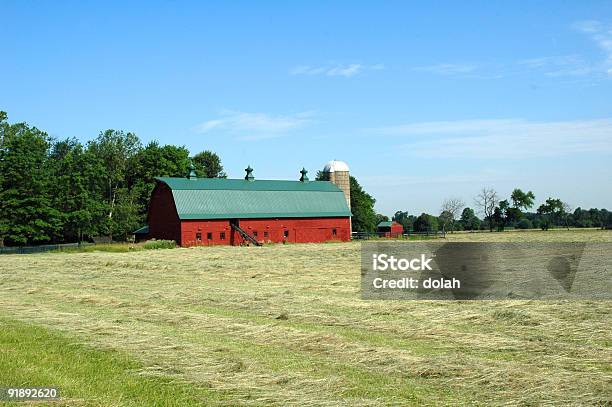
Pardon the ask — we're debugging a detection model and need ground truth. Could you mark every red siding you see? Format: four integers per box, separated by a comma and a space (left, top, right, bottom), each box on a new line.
179, 217, 350, 247
147, 183, 182, 244
378, 222, 404, 238
390, 223, 404, 238
181, 219, 232, 246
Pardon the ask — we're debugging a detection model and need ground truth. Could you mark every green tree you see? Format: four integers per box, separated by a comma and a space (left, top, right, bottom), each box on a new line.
601, 209, 612, 229
192, 150, 226, 178
494, 200, 510, 231
510, 189, 535, 211
0, 112, 8, 244
86, 130, 142, 239
572, 207, 591, 227
316, 171, 378, 233
439, 210, 453, 233
109, 187, 142, 240
0, 114, 61, 245
128, 141, 190, 219
413, 213, 438, 233
375, 213, 389, 226
505, 207, 522, 226
49, 139, 99, 242
537, 198, 564, 230
459, 207, 480, 231
392, 211, 416, 232
349, 176, 377, 233
588, 208, 602, 229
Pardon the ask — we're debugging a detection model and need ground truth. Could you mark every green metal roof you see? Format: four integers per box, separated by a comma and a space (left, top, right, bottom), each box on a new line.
377, 221, 393, 228
155, 177, 352, 220
156, 177, 343, 191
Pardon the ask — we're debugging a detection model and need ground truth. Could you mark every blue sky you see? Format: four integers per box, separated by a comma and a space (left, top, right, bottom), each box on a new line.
2, 1, 612, 216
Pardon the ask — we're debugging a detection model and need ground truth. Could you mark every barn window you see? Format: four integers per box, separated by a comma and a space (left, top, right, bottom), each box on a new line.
253, 231, 258, 238
196, 232, 202, 241
284, 230, 289, 238
332, 228, 337, 236
264, 231, 269, 238
220, 232, 226, 240
207, 232, 213, 240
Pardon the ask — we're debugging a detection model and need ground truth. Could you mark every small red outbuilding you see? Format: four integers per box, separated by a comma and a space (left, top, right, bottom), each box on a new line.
377, 221, 404, 238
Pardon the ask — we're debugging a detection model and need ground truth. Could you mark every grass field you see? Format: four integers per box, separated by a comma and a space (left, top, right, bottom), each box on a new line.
0, 229, 610, 406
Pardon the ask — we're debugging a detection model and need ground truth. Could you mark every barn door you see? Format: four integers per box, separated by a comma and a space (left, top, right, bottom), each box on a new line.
229, 219, 238, 245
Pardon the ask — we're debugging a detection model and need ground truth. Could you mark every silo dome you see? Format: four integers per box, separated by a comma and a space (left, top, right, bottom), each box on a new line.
323, 160, 350, 173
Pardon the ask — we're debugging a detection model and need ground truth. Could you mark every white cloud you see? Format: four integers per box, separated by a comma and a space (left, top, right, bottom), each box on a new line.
414, 22, 612, 79
518, 55, 594, 77
326, 64, 362, 77
368, 118, 612, 159
194, 110, 314, 140
290, 63, 383, 77
413, 63, 477, 75
573, 20, 612, 75
573, 20, 603, 34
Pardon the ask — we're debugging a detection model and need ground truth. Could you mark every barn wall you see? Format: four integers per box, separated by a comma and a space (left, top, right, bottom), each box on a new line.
378, 223, 404, 238
390, 223, 404, 238
147, 183, 182, 244
179, 217, 351, 247
181, 220, 232, 246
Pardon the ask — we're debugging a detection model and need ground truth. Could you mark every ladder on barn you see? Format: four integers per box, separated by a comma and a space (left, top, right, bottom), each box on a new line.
231, 223, 262, 246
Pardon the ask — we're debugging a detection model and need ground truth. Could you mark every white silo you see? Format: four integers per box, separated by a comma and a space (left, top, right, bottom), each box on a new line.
323, 160, 351, 209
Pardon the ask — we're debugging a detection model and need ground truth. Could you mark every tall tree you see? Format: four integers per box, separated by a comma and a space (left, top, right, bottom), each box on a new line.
49, 139, 99, 242
439, 197, 465, 233
475, 188, 498, 231
349, 176, 377, 233
459, 207, 480, 231
316, 171, 378, 233
0, 112, 7, 245
537, 198, 564, 230
413, 213, 439, 233
510, 189, 535, 211
128, 141, 190, 218
86, 130, 142, 238
0, 114, 61, 245
192, 150, 226, 178
494, 199, 510, 231
375, 213, 389, 225
588, 208, 602, 229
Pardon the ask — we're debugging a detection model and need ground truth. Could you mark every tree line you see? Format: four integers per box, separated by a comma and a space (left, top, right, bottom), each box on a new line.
390, 188, 612, 234
2, 111, 609, 245
0, 112, 224, 246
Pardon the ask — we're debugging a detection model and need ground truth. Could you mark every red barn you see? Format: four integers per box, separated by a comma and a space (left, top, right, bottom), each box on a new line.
146, 166, 352, 246
377, 221, 404, 238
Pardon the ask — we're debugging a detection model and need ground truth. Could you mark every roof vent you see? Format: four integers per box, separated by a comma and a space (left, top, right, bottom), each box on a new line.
187, 162, 197, 180
299, 168, 309, 182
245, 165, 254, 181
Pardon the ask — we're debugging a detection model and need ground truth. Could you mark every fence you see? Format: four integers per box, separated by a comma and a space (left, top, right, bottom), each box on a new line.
351, 230, 446, 240
0, 242, 94, 255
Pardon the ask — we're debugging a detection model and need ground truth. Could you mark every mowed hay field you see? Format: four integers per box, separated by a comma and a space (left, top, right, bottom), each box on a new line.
0, 230, 610, 406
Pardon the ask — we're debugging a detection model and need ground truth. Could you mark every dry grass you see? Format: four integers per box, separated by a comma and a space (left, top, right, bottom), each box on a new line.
445, 227, 610, 242
0, 229, 610, 405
